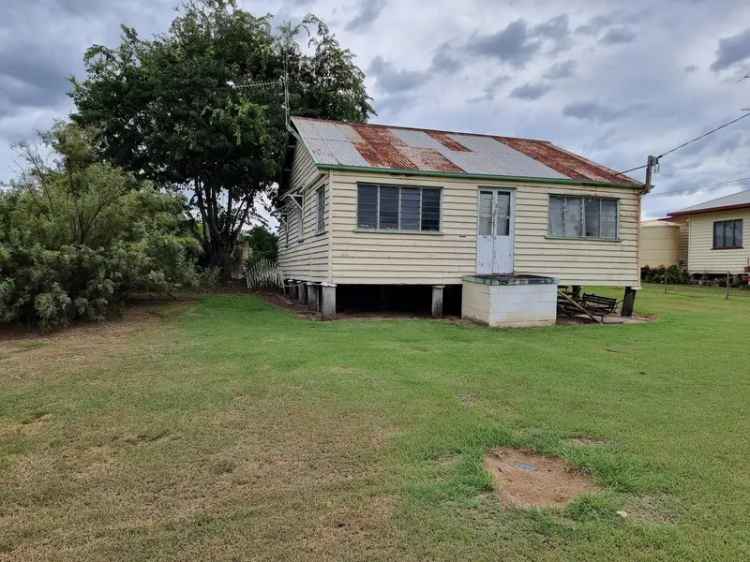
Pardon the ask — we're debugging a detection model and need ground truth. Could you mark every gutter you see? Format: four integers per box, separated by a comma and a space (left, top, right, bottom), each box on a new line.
668, 203, 750, 219
315, 163, 643, 190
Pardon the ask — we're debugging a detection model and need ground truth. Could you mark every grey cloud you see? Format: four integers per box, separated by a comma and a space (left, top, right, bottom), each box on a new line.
510, 82, 552, 100
374, 92, 419, 117
575, 14, 614, 35
465, 20, 541, 68
600, 27, 636, 45
368, 56, 428, 93
464, 15, 574, 68
543, 60, 576, 80
468, 75, 510, 103
575, 9, 645, 36
562, 101, 641, 123
430, 42, 461, 74
532, 14, 572, 52
345, 0, 387, 31
711, 28, 750, 71
684, 64, 698, 73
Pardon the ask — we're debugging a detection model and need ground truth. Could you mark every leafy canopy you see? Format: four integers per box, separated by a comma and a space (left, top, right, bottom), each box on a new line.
71, 0, 373, 275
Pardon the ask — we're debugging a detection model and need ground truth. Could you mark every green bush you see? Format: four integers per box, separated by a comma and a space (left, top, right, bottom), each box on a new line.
0, 123, 200, 329
641, 265, 690, 285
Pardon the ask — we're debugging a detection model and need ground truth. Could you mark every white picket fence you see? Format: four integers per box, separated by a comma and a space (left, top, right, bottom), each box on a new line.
245, 258, 284, 290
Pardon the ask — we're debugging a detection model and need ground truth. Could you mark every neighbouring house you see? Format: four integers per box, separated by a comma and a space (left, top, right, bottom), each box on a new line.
639, 220, 687, 268
667, 189, 750, 277
277, 117, 645, 321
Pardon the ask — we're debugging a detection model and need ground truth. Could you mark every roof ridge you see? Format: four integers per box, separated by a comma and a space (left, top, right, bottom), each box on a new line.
290, 115, 551, 143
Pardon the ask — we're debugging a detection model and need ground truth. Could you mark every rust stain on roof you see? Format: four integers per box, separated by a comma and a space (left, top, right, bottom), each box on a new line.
495, 137, 637, 185
426, 131, 472, 152
350, 123, 418, 170
401, 146, 465, 172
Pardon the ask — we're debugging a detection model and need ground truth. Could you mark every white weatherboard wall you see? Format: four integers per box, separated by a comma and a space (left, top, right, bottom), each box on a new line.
462, 280, 558, 327
278, 143, 331, 283
327, 170, 641, 287
687, 209, 750, 274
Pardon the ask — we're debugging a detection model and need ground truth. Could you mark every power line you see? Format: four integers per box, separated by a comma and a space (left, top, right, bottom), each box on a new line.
615, 111, 750, 176
655, 111, 750, 159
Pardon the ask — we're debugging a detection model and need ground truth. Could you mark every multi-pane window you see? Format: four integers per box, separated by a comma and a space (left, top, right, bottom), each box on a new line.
713, 219, 743, 249
357, 184, 441, 232
548, 195, 618, 240
316, 186, 326, 233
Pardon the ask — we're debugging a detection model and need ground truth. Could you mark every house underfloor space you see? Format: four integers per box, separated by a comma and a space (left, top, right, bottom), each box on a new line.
335, 284, 462, 317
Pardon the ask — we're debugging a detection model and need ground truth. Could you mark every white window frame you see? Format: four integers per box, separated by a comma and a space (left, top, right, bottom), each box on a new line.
356, 183, 442, 233
548, 194, 619, 241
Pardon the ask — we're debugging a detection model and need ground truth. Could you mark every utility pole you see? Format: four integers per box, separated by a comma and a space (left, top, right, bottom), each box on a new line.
623, 154, 659, 318
643, 155, 658, 193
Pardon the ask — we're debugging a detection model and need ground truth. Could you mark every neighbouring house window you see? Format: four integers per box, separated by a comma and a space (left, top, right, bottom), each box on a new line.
316, 186, 326, 233
548, 195, 618, 240
357, 184, 441, 231
713, 219, 743, 249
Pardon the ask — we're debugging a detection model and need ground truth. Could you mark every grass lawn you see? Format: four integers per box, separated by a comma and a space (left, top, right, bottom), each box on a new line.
1, 284, 749, 561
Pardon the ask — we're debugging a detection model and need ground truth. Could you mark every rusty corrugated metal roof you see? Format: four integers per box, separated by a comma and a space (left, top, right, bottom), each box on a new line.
291, 117, 640, 187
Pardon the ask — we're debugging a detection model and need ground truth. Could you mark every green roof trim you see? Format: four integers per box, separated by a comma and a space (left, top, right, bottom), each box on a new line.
316, 163, 643, 190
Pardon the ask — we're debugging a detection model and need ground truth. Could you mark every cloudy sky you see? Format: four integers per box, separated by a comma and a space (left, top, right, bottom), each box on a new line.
2, 0, 750, 218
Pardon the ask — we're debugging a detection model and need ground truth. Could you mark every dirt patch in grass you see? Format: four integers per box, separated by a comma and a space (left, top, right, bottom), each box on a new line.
484, 448, 599, 509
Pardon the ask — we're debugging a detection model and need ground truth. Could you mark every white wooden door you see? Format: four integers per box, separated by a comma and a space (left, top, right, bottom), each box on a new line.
476, 189, 514, 274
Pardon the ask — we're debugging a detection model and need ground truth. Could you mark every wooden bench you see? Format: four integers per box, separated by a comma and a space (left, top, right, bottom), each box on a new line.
582, 293, 618, 318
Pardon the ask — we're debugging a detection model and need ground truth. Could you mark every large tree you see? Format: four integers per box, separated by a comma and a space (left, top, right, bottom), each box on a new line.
71, 0, 373, 278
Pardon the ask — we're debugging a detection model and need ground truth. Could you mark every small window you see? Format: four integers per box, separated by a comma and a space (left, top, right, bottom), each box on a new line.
316, 186, 326, 234
357, 184, 441, 232
713, 219, 743, 249
296, 197, 303, 242
548, 195, 618, 240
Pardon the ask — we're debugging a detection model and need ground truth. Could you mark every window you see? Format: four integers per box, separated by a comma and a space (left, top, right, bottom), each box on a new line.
548, 195, 618, 240
296, 199, 303, 242
316, 186, 326, 233
713, 219, 743, 249
357, 184, 441, 232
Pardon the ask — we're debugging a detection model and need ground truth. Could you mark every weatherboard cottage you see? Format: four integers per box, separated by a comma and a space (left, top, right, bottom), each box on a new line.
277, 117, 644, 321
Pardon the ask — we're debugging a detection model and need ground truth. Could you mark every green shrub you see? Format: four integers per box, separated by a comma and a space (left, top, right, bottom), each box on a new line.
0, 122, 200, 329
641, 265, 689, 285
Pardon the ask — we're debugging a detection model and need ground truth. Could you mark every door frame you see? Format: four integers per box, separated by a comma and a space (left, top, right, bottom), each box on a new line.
475, 187, 516, 274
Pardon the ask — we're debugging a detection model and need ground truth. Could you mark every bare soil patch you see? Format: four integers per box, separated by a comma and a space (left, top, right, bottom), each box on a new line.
484, 448, 599, 509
